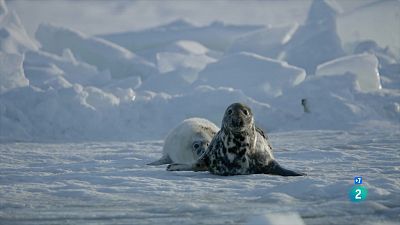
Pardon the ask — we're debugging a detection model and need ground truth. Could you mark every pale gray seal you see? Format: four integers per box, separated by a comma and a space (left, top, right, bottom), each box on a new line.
148, 117, 219, 165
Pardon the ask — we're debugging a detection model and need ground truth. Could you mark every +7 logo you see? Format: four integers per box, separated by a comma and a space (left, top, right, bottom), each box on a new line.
354, 176, 362, 184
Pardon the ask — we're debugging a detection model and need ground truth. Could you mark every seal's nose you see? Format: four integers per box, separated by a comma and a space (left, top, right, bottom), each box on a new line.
231, 117, 244, 127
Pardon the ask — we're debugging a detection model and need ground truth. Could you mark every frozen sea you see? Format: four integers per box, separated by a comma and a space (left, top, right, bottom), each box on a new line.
1, 127, 399, 225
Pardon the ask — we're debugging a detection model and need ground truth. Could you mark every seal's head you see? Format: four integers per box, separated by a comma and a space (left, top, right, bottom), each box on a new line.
222, 103, 254, 133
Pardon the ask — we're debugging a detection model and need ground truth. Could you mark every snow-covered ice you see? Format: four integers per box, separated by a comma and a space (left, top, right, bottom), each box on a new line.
36, 23, 157, 80
24, 50, 112, 88
100, 20, 263, 55
1, 128, 399, 225
197, 52, 306, 99
0, 52, 28, 93
282, 0, 345, 74
0, 1, 37, 54
316, 53, 382, 92
1, 0, 399, 224
226, 24, 298, 59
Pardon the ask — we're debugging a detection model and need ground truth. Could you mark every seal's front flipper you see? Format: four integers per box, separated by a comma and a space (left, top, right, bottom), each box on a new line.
167, 163, 193, 171
147, 155, 173, 165
264, 160, 305, 176
167, 161, 208, 172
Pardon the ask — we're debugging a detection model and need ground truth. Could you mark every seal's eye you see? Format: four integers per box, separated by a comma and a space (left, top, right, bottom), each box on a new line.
227, 109, 233, 115
193, 143, 200, 150
243, 109, 248, 116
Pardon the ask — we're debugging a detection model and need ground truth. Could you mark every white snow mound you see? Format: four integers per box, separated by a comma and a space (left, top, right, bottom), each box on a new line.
35, 23, 157, 79
246, 212, 306, 225
101, 19, 263, 53
156, 47, 216, 74
0, 0, 7, 19
227, 24, 298, 59
197, 52, 306, 100
139, 40, 217, 94
282, 0, 344, 74
164, 40, 211, 55
0, 2, 38, 54
0, 52, 28, 93
316, 53, 382, 92
24, 50, 112, 88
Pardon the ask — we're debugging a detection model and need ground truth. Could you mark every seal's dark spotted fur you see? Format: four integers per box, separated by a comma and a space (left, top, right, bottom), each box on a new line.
167, 103, 305, 176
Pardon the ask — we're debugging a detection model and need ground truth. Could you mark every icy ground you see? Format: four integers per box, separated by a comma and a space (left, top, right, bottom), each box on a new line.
1, 127, 399, 225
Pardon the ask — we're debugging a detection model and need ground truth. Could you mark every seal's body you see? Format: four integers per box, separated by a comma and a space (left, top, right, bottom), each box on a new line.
168, 103, 305, 176
148, 118, 219, 165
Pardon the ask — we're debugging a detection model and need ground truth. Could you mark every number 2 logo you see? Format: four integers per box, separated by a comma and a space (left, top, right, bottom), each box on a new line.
355, 189, 362, 199
350, 186, 367, 202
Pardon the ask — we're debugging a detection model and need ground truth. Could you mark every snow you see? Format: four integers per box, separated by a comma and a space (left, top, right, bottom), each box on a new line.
227, 24, 299, 59
246, 212, 306, 225
1, 0, 400, 224
24, 50, 112, 88
337, 0, 400, 59
196, 52, 306, 99
1, 128, 399, 224
0, 0, 37, 54
156, 45, 216, 74
100, 20, 264, 55
0, 0, 6, 19
0, 52, 29, 93
7, 0, 312, 37
282, 0, 345, 74
316, 53, 382, 92
35, 23, 157, 79
134, 40, 219, 94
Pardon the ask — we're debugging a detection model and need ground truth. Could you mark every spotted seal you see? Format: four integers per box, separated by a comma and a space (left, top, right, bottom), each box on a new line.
148, 118, 219, 165
167, 103, 305, 176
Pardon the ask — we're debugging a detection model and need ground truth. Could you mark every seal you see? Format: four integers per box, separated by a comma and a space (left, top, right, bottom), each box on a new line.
167, 103, 305, 176
148, 117, 219, 165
